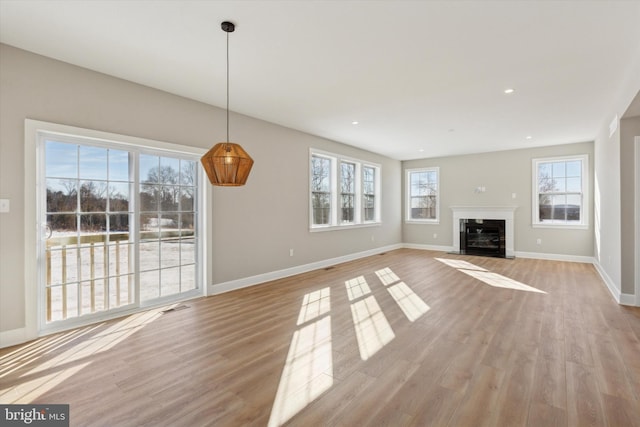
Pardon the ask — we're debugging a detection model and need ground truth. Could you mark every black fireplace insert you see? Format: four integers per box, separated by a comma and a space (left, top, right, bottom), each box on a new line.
459, 219, 506, 258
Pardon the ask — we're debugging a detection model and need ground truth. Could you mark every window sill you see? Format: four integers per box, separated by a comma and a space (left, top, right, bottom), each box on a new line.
405, 220, 440, 225
532, 223, 588, 230
310, 222, 381, 232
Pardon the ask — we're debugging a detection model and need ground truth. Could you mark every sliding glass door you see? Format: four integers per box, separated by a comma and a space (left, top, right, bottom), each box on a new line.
40, 135, 201, 328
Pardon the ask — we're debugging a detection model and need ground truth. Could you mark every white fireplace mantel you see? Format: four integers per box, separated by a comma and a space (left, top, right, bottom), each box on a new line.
451, 206, 518, 257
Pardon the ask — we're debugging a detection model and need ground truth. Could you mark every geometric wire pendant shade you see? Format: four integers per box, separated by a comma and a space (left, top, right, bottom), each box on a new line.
201, 21, 254, 186
201, 142, 253, 186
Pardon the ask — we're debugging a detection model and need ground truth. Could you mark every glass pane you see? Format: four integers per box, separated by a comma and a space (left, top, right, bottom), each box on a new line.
46, 141, 77, 178
47, 179, 77, 212
552, 162, 566, 178
108, 214, 130, 236
566, 195, 581, 221
551, 195, 567, 220
181, 238, 196, 264
109, 182, 130, 212
140, 270, 159, 301
566, 177, 581, 192
180, 160, 196, 186
161, 239, 181, 269
78, 243, 106, 281
161, 267, 181, 296
65, 282, 79, 319
538, 177, 555, 193
80, 181, 108, 212
341, 163, 355, 193
311, 156, 331, 192
180, 188, 194, 211
364, 194, 375, 221
46, 214, 77, 243
538, 162, 551, 178
181, 264, 196, 291
566, 161, 581, 178
180, 213, 195, 236
79, 146, 108, 180
79, 214, 107, 236
109, 149, 130, 182
160, 157, 180, 184
312, 193, 330, 225
160, 186, 179, 211
140, 154, 160, 183
538, 195, 551, 221
139, 241, 160, 272
160, 214, 179, 231
140, 216, 158, 241
427, 171, 437, 183
554, 178, 566, 193
108, 242, 133, 277
140, 184, 159, 212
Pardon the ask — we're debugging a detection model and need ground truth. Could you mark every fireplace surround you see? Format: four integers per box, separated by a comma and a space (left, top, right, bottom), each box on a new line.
451, 206, 517, 258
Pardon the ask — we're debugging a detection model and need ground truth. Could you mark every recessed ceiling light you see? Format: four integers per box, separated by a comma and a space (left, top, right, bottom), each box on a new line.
351, 121, 359, 125
504, 88, 515, 94
448, 129, 455, 132
525, 135, 532, 140
418, 148, 425, 152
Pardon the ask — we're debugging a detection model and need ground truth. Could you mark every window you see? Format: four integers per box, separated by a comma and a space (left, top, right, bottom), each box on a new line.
28, 120, 208, 333
310, 150, 380, 230
363, 166, 376, 222
406, 167, 439, 223
532, 155, 588, 228
340, 162, 356, 223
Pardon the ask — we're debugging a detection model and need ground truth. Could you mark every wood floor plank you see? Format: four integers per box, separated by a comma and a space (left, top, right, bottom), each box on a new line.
1, 249, 639, 427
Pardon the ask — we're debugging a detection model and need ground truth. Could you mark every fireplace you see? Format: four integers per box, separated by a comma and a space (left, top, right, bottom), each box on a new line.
451, 206, 517, 258
460, 219, 505, 257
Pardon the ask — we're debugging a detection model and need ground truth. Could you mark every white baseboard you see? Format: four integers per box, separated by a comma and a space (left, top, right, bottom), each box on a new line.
402, 243, 453, 252
209, 243, 404, 295
0, 327, 29, 349
592, 260, 626, 304
515, 251, 594, 263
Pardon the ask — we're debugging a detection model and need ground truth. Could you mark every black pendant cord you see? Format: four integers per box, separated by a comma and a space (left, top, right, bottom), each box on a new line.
226, 28, 230, 145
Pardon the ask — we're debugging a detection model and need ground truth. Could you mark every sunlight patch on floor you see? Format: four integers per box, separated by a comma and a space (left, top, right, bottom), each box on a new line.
386, 282, 431, 321
375, 268, 430, 322
297, 287, 331, 325
436, 258, 546, 294
459, 269, 547, 294
345, 276, 371, 301
0, 308, 164, 403
374, 267, 400, 286
435, 258, 488, 271
350, 296, 395, 361
268, 288, 333, 427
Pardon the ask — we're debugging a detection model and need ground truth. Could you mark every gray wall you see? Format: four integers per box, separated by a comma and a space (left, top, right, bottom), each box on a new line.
620, 114, 640, 295
402, 142, 594, 257
0, 44, 402, 334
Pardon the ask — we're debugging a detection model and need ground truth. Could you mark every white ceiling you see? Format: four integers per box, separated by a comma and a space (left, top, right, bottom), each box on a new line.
1, 0, 639, 160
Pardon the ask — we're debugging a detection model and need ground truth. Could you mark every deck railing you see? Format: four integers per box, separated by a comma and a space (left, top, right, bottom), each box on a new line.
45, 230, 193, 322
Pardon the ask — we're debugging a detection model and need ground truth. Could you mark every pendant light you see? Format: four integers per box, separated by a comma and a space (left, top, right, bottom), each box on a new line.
201, 21, 254, 186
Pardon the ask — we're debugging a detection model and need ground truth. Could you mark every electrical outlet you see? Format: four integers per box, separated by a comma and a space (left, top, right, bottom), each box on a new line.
433, 233, 437, 239
0, 199, 9, 213
289, 249, 294, 257
512, 193, 517, 199
536, 238, 542, 245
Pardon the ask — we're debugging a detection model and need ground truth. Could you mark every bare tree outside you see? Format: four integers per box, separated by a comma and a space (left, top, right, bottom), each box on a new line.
311, 156, 331, 225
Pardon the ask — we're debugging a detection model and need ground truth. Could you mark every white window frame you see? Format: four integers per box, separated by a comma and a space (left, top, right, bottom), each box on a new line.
309, 149, 381, 231
405, 167, 440, 224
24, 119, 213, 338
532, 154, 589, 229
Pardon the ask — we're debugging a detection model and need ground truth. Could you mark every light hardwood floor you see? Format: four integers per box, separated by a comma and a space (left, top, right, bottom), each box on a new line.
1, 249, 640, 426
